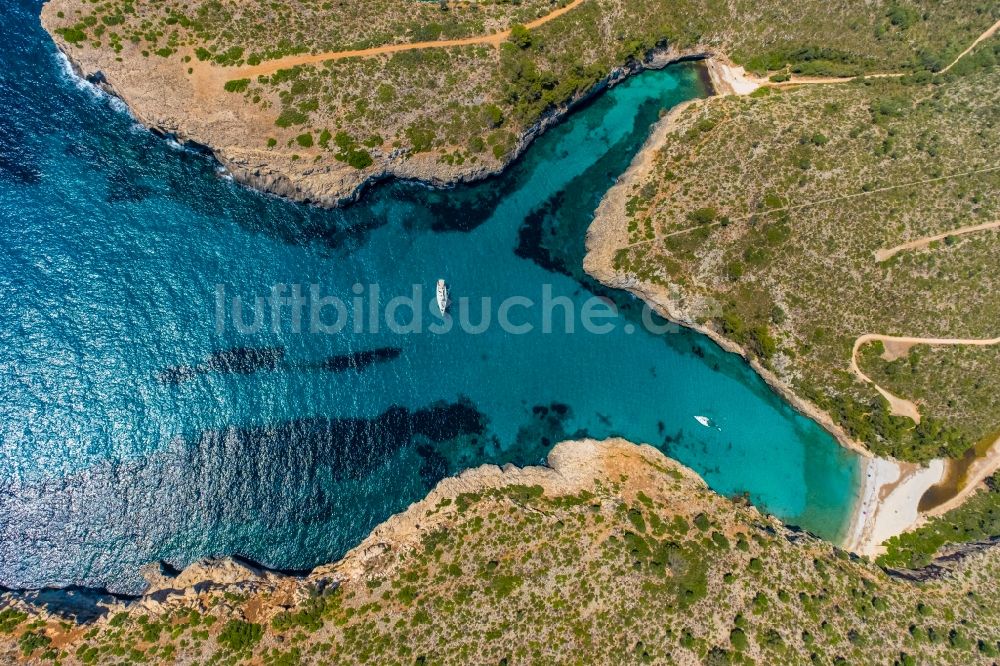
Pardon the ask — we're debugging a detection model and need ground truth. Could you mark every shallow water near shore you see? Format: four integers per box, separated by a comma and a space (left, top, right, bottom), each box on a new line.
2, 0, 861, 593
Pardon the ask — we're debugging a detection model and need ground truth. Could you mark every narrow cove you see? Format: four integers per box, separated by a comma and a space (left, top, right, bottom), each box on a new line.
0, 6, 863, 593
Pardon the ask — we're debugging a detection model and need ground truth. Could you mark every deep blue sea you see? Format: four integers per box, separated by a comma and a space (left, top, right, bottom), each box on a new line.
1, 0, 862, 593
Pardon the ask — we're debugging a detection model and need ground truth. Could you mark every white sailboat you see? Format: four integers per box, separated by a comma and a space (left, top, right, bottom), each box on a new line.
694, 415, 721, 431
436, 279, 449, 316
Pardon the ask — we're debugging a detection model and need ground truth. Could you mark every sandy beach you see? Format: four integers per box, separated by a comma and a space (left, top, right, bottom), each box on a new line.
704, 57, 762, 96
842, 456, 946, 556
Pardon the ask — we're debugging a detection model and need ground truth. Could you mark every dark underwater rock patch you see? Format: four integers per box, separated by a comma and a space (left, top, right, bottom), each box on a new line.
514, 191, 570, 276
0, 399, 487, 593
105, 164, 154, 203
159, 346, 286, 383
318, 347, 402, 372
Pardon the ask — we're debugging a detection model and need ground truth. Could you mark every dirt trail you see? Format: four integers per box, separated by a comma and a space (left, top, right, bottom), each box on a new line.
623, 165, 1000, 249
850, 333, 1000, 423
939, 18, 1000, 73
216, 14, 999, 84
772, 18, 1000, 87
849, 323, 1000, 524
197, 10, 998, 99
875, 219, 1000, 262
222, 0, 586, 79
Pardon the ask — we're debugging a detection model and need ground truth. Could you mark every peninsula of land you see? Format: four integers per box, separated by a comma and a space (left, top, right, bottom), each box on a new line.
3, 439, 999, 664
584, 25, 999, 557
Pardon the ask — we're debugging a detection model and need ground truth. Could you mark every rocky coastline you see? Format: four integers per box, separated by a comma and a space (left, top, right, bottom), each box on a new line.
0, 439, 718, 620
43, 2, 711, 208
4, 438, 998, 664
582, 90, 867, 459
2, 437, 992, 633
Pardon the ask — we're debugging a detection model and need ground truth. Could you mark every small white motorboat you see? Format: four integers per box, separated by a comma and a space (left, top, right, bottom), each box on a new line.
436, 279, 449, 316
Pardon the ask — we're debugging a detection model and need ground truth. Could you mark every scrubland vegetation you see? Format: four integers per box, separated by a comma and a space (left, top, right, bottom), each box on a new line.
52, 0, 560, 59
47, 0, 998, 175
3, 440, 1000, 664
611, 44, 1000, 464
860, 343, 1000, 448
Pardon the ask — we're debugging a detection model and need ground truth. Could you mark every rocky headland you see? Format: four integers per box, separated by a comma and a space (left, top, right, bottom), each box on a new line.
42, 0, 711, 207
3, 438, 999, 664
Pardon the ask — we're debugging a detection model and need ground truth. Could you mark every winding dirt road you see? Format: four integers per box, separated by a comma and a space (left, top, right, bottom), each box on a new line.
850, 333, 1000, 423
771, 19, 1000, 87
225, 0, 587, 79
875, 219, 1000, 262
849, 329, 1000, 523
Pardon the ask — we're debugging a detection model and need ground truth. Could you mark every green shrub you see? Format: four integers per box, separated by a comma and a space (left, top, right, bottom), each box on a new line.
18, 631, 51, 656
749, 325, 777, 360
275, 109, 309, 127
696, 118, 717, 133
627, 507, 647, 533
337, 147, 373, 169
217, 620, 263, 652
711, 531, 730, 549
271, 596, 329, 633
214, 46, 245, 66
687, 207, 717, 225
762, 192, 784, 209
886, 4, 920, 29
406, 125, 436, 152
57, 27, 88, 44
482, 104, 504, 128
296, 132, 314, 148
509, 24, 532, 49
0, 609, 28, 634
466, 135, 485, 153
224, 78, 250, 93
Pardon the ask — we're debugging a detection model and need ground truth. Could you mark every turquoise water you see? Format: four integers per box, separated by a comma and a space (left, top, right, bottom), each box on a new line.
1, 1, 861, 593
